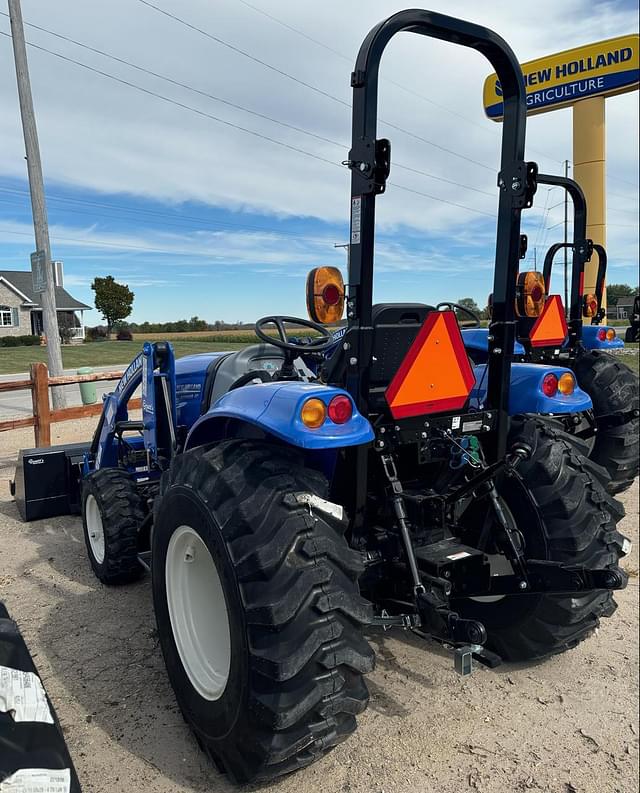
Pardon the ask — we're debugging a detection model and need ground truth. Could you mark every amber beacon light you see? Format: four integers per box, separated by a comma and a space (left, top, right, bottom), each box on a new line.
306, 267, 345, 324
516, 271, 547, 317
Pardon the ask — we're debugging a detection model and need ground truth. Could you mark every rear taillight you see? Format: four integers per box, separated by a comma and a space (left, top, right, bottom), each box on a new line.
597, 328, 607, 341
558, 372, 575, 395
300, 398, 326, 428
328, 395, 353, 424
542, 373, 558, 397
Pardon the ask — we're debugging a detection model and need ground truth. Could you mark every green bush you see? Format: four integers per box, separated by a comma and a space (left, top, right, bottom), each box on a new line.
116, 327, 133, 341
0, 334, 40, 348
86, 325, 109, 342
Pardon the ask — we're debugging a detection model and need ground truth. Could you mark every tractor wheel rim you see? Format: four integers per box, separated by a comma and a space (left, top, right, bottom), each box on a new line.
165, 525, 231, 701
85, 494, 106, 565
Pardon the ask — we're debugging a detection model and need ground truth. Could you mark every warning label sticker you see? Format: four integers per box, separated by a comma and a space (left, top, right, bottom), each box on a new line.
0, 666, 54, 724
0, 769, 70, 793
351, 197, 361, 244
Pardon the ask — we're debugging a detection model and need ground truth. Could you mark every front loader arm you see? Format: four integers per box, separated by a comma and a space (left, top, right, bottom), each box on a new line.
89, 342, 176, 472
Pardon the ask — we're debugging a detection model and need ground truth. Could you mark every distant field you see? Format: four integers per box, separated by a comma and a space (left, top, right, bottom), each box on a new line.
132, 328, 336, 343
1, 336, 637, 377
0, 339, 246, 375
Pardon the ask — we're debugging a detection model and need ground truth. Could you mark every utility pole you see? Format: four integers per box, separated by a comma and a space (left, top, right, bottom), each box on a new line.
334, 242, 349, 265
563, 159, 570, 318
8, 0, 65, 408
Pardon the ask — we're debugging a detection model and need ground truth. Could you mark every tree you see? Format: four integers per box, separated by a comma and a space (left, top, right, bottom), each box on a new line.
91, 275, 134, 337
606, 283, 635, 307
456, 297, 482, 322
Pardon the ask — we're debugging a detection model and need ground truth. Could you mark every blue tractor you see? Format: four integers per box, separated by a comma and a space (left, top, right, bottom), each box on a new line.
459, 173, 639, 494
12, 10, 631, 785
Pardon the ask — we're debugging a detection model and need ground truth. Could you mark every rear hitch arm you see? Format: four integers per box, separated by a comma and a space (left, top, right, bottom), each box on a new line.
462, 560, 628, 597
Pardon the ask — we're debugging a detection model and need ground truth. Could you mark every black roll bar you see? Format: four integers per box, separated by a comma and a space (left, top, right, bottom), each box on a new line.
538, 173, 608, 338
346, 9, 533, 460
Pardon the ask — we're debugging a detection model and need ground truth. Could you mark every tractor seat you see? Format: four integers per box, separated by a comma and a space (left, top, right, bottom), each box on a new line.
322, 303, 435, 398
202, 344, 286, 412
368, 303, 435, 412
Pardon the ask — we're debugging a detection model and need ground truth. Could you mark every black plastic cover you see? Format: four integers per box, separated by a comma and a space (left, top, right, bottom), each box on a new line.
0, 601, 82, 790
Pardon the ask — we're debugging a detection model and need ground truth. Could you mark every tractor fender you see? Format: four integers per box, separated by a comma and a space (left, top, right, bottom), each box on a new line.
461, 328, 526, 359
470, 363, 593, 414
580, 325, 625, 350
184, 382, 374, 451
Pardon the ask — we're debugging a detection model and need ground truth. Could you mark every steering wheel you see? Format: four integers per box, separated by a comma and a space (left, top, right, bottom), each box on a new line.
436, 301, 481, 328
255, 315, 335, 354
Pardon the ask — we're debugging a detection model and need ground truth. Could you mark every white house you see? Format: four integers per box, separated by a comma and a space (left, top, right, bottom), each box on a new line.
0, 264, 90, 340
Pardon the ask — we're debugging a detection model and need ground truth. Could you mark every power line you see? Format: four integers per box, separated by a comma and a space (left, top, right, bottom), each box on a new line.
135, 0, 497, 173
235, 0, 566, 166
0, 11, 344, 150
0, 226, 332, 256
608, 174, 640, 189
0, 186, 344, 243
0, 14, 497, 198
0, 30, 341, 169
0, 30, 497, 220
137, 0, 351, 108
387, 182, 495, 217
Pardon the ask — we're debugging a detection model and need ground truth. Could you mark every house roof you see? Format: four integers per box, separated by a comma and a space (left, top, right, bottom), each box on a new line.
0, 269, 91, 310
615, 297, 637, 308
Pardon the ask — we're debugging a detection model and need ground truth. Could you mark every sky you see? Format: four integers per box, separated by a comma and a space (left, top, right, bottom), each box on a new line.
0, 0, 638, 326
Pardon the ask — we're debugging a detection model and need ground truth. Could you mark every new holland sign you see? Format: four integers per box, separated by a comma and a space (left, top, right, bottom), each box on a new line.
484, 34, 639, 120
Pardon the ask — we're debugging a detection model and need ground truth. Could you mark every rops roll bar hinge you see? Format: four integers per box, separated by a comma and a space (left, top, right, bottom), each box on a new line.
343, 137, 391, 195
498, 161, 538, 209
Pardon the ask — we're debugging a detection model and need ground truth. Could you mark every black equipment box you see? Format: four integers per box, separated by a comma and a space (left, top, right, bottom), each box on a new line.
0, 601, 82, 790
11, 443, 89, 522
415, 538, 489, 590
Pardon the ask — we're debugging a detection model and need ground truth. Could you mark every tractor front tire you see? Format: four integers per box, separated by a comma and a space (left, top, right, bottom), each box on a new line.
151, 440, 374, 784
572, 349, 639, 494
81, 469, 145, 585
457, 418, 629, 663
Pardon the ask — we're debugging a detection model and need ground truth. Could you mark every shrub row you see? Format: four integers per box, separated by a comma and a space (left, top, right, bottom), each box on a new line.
0, 334, 41, 348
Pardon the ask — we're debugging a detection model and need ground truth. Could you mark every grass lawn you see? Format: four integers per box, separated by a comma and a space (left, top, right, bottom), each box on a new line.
0, 340, 246, 375
614, 343, 639, 375
1, 338, 637, 377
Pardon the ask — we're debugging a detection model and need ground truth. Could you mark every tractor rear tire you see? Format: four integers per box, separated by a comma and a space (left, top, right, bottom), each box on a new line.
456, 417, 629, 663
81, 469, 145, 585
572, 349, 639, 494
151, 440, 374, 784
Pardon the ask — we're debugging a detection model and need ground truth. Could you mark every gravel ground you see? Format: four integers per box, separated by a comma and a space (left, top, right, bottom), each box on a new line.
0, 418, 638, 793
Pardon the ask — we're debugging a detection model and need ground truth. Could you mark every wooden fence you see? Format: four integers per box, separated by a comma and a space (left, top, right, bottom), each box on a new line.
0, 362, 140, 447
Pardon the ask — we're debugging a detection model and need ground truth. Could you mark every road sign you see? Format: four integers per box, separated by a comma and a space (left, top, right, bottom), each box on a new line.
30, 250, 47, 293
483, 34, 639, 120
530, 295, 569, 347
385, 311, 476, 419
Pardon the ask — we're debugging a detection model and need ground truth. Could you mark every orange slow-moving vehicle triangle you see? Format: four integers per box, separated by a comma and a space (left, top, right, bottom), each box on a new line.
385, 311, 476, 419
529, 294, 568, 347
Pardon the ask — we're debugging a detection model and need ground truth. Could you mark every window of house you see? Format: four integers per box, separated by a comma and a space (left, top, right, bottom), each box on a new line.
0, 306, 16, 327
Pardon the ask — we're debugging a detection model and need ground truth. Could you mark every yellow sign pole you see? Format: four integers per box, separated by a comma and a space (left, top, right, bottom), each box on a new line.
573, 96, 607, 312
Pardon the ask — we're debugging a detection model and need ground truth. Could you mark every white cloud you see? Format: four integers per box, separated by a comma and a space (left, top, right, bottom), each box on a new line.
0, 0, 637, 277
